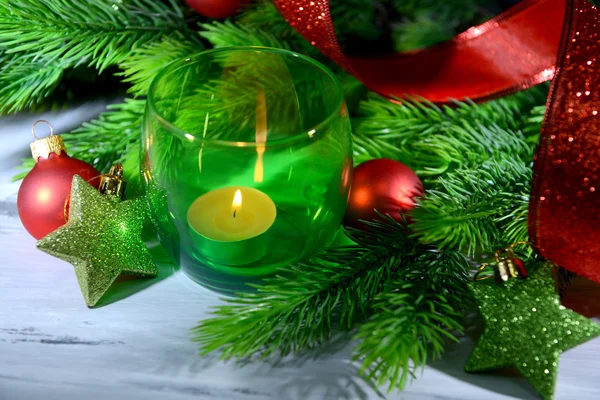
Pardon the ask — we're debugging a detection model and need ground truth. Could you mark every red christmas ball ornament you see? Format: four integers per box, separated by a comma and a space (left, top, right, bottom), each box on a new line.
17, 121, 100, 240
344, 159, 424, 228
185, 0, 249, 19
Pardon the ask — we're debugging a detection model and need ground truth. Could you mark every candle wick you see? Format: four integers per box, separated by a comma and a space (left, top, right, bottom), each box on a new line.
233, 208, 237, 218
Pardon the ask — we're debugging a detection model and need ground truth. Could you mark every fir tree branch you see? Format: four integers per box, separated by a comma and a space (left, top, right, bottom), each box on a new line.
0, 58, 64, 114
355, 248, 469, 391
192, 216, 471, 380
237, 1, 300, 40
411, 157, 532, 255
193, 219, 407, 359
352, 94, 538, 177
0, 0, 186, 70
69, 99, 146, 178
119, 35, 204, 97
199, 20, 293, 50
495, 195, 530, 246
205, 6, 327, 62
350, 87, 545, 256
0, 0, 190, 113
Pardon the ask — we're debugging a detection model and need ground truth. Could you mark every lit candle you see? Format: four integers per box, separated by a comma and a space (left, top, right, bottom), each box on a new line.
187, 186, 276, 266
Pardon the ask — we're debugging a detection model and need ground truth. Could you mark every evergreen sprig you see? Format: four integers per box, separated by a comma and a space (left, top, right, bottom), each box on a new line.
411, 157, 532, 255
0, 0, 186, 70
119, 35, 204, 97
0, 60, 64, 113
237, 1, 303, 41
193, 216, 471, 390
350, 90, 545, 256
67, 99, 146, 174
0, 0, 190, 113
355, 249, 468, 391
204, 4, 331, 64
200, 20, 294, 50
352, 93, 539, 176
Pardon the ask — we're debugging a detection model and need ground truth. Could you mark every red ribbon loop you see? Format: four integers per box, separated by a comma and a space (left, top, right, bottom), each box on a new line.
275, 0, 600, 283
274, 0, 564, 103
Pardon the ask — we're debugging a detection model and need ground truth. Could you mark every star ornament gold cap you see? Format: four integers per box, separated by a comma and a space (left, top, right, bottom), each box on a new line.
98, 164, 127, 200
30, 120, 66, 162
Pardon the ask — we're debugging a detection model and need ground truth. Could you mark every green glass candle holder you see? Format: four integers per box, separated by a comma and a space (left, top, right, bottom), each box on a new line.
141, 47, 352, 293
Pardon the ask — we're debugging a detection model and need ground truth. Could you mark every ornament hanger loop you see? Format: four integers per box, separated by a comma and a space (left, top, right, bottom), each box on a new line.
508, 241, 530, 249
474, 262, 494, 281
31, 120, 55, 140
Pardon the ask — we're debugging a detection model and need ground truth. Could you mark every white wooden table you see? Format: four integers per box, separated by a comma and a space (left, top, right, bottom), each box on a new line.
1, 107, 599, 400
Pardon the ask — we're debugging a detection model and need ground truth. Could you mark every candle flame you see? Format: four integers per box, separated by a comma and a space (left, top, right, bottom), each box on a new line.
232, 189, 242, 217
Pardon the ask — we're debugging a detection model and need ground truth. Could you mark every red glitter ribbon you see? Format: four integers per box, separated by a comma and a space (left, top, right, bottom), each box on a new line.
275, 0, 600, 283
530, 0, 600, 284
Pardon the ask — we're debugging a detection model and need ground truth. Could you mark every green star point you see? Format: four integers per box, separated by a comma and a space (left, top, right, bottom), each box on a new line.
37, 175, 158, 307
466, 265, 600, 400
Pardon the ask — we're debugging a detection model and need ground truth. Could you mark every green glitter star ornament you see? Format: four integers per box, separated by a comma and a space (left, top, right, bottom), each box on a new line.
466, 263, 600, 400
37, 173, 158, 307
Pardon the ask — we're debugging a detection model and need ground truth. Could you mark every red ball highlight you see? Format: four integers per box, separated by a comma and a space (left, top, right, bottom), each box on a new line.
344, 159, 423, 228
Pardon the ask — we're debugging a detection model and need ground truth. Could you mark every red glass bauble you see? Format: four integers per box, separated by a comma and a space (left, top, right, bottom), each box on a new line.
17, 153, 99, 239
344, 159, 424, 228
185, 0, 249, 19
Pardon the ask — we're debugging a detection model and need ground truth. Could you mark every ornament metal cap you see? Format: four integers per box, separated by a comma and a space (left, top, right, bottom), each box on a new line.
30, 120, 66, 162
474, 241, 530, 283
99, 164, 127, 200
